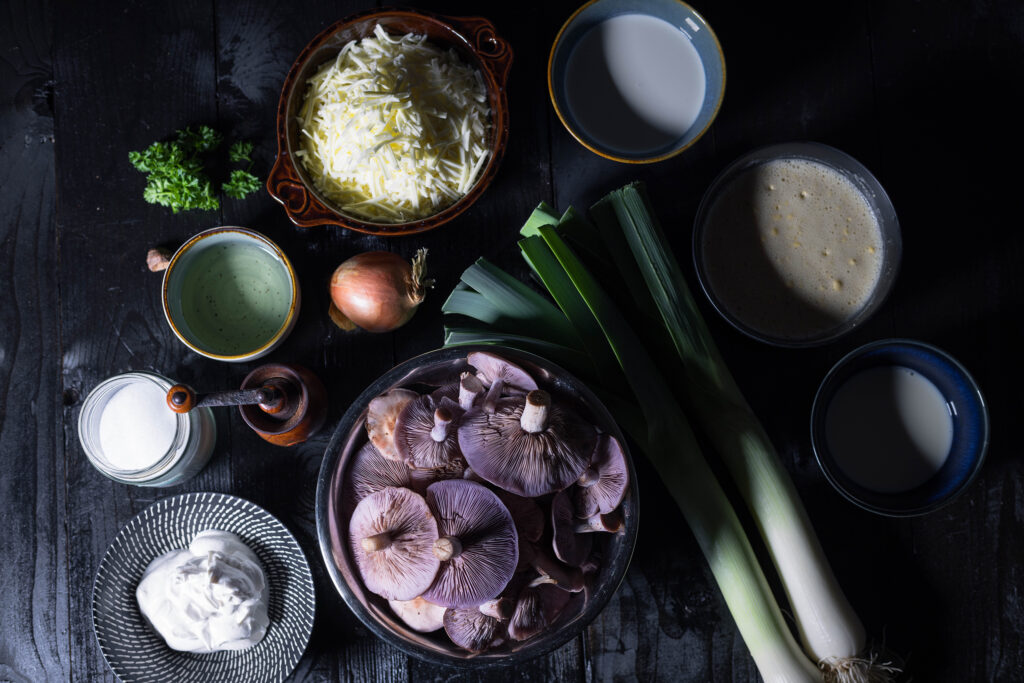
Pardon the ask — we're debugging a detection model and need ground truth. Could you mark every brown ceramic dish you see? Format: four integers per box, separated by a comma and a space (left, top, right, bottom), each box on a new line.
268, 8, 513, 236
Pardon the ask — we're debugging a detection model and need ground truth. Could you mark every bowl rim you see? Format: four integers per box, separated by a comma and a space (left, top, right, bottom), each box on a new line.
314, 344, 639, 667
546, 0, 726, 164
691, 140, 903, 348
268, 7, 513, 236
161, 226, 300, 362
809, 337, 990, 517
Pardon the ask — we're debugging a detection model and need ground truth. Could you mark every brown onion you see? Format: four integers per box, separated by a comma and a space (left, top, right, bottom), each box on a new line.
329, 248, 433, 333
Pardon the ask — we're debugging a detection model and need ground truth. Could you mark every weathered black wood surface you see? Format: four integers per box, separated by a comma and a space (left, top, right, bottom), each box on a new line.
2, 0, 1022, 680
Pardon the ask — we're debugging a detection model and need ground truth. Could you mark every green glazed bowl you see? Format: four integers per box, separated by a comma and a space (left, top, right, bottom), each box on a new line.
162, 227, 301, 362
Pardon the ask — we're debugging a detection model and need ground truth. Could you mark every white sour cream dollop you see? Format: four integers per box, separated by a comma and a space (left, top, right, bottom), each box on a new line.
136, 529, 270, 652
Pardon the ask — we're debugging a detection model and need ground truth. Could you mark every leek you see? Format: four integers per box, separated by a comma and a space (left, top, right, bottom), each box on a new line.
597, 184, 884, 680
532, 225, 821, 682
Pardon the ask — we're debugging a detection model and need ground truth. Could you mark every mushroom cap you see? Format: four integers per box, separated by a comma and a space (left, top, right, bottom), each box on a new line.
443, 606, 505, 652
458, 394, 597, 497
551, 489, 592, 567
495, 489, 545, 544
573, 434, 629, 517
422, 479, 519, 609
394, 394, 466, 472
574, 508, 624, 534
507, 583, 572, 641
467, 351, 538, 393
366, 388, 419, 461
342, 441, 412, 517
388, 597, 446, 633
348, 487, 441, 601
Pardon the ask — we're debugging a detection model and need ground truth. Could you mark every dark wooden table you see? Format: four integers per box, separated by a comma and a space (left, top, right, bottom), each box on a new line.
3, 0, 1023, 680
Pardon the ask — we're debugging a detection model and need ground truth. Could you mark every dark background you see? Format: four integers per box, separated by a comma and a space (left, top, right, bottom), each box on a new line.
2, 0, 1023, 680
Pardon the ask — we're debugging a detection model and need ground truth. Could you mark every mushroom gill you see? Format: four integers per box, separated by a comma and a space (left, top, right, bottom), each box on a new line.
467, 351, 538, 394
342, 441, 412, 517
422, 479, 519, 609
459, 390, 597, 497
348, 487, 440, 601
394, 394, 467, 474
573, 434, 629, 517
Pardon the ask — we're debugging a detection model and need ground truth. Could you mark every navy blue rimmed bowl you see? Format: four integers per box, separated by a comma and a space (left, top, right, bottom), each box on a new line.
810, 339, 989, 517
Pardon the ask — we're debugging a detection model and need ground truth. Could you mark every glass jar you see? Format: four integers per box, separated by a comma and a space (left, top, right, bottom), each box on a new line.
78, 372, 216, 487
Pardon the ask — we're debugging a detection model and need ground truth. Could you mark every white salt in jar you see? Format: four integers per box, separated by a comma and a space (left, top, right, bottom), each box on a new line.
78, 372, 216, 486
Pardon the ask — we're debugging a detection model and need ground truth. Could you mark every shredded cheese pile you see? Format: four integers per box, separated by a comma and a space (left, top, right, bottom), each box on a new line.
296, 25, 491, 223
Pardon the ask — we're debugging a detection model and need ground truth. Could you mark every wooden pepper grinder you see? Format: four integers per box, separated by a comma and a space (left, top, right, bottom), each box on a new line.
167, 363, 328, 447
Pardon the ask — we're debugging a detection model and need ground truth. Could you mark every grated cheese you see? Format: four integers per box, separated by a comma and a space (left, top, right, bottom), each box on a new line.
296, 25, 491, 223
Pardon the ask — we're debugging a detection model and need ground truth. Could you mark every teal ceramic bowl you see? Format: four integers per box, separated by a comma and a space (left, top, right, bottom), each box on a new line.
548, 0, 725, 163
162, 227, 301, 362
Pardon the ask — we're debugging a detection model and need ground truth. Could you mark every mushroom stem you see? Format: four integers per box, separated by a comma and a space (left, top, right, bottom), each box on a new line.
482, 378, 504, 413
361, 532, 394, 552
459, 373, 485, 411
577, 466, 600, 488
478, 597, 515, 620
430, 406, 453, 442
520, 390, 551, 434
433, 535, 464, 561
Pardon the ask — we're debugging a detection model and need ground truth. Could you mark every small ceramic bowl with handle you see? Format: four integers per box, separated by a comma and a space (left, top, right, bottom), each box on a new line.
548, 0, 725, 163
268, 8, 513, 236
162, 227, 300, 363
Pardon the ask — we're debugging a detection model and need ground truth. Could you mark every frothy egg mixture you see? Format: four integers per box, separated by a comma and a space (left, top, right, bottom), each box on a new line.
701, 158, 883, 341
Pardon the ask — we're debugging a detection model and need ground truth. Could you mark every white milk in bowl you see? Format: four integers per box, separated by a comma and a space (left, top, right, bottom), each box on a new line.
824, 365, 954, 493
564, 13, 707, 155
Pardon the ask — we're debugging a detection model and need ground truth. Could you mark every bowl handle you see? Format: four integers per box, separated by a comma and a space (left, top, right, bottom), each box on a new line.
448, 16, 513, 86
267, 152, 312, 216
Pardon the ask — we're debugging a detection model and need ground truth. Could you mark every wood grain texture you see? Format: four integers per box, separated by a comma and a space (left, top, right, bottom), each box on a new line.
0, 1, 68, 681
0, 0, 1017, 681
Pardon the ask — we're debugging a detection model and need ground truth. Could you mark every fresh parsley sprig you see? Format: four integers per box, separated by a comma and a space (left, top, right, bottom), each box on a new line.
223, 141, 261, 199
128, 126, 260, 213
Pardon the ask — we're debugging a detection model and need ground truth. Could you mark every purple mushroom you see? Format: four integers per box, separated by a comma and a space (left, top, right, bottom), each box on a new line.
573, 434, 629, 517
365, 388, 419, 461
342, 441, 411, 517
422, 479, 519, 609
443, 606, 506, 653
551, 489, 592, 567
348, 487, 441, 601
467, 351, 538, 395
459, 390, 597, 497
394, 394, 466, 474
574, 508, 624, 534
508, 582, 572, 641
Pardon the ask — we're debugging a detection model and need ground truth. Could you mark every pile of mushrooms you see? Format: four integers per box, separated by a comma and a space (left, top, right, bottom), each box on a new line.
343, 351, 630, 653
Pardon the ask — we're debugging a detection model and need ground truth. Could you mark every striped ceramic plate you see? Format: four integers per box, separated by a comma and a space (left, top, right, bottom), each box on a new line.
92, 492, 316, 682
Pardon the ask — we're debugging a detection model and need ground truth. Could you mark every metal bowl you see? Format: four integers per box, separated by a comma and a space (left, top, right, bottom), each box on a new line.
314, 346, 639, 667
268, 8, 513, 236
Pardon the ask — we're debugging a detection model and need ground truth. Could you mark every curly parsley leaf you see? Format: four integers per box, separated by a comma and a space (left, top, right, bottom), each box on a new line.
228, 140, 254, 164
222, 169, 261, 199
129, 127, 260, 212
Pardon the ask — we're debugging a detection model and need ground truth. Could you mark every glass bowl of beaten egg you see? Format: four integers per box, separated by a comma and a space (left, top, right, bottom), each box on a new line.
693, 141, 901, 347
268, 9, 512, 236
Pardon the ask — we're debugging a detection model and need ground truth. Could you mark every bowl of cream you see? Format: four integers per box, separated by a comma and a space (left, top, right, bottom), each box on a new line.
162, 227, 300, 362
548, 0, 725, 163
810, 339, 989, 516
694, 142, 902, 347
